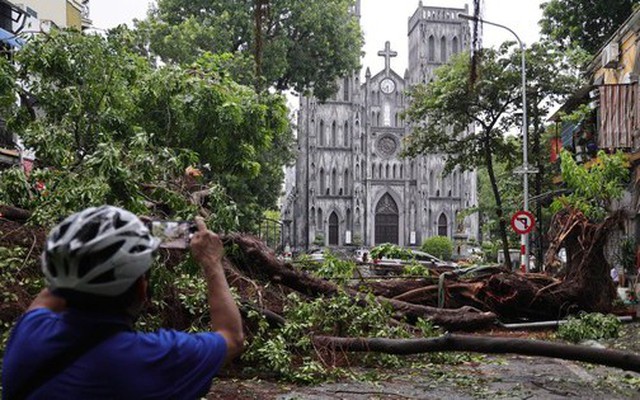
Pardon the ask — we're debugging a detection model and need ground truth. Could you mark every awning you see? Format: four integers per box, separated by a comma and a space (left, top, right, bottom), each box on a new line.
0, 27, 23, 49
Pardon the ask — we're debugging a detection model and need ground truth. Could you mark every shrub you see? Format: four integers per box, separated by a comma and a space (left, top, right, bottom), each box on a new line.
421, 236, 453, 260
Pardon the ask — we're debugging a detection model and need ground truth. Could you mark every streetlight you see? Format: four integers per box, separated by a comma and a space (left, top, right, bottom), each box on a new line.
458, 13, 533, 272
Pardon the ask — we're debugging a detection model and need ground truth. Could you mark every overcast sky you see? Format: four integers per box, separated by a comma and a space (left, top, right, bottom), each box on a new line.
91, 0, 545, 77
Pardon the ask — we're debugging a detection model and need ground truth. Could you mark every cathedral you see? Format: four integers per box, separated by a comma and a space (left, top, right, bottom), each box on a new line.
282, 1, 479, 252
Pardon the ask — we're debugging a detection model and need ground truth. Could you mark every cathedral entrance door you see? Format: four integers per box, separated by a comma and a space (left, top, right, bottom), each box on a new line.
328, 212, 339, 245
375, 193, 399, 244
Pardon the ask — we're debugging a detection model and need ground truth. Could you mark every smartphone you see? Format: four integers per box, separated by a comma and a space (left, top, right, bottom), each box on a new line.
149, 221, 196, 249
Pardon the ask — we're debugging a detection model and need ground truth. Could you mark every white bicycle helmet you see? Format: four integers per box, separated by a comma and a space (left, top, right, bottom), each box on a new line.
42, 206, 160, 296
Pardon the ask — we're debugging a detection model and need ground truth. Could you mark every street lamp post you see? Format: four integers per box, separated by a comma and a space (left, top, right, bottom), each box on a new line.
458, 13, 532, 272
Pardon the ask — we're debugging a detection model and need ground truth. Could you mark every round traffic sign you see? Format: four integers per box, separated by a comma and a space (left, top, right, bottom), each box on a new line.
511, 210, 535, 235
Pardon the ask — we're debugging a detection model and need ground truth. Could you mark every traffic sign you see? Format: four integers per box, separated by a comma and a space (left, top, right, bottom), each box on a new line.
511, 210, 535, 235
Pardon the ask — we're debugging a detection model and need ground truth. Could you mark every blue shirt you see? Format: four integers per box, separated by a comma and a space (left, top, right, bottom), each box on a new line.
2, 308, 227, 399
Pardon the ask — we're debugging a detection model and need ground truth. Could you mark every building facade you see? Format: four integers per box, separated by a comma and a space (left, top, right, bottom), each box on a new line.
282, 2, 479, 251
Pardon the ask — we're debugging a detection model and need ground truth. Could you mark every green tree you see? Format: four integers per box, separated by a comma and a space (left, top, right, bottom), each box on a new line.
551, 150, 629, 221
403, 47, 521, 266
138, 0, 363, 99
520, 42, 583, 267
539, 0, 639, 55
0, 29, 290, 229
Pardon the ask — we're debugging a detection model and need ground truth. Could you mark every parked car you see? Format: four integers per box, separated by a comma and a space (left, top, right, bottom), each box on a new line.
410, 250, 457, 268
371, 250, 457, 269
301, 248, 325, 263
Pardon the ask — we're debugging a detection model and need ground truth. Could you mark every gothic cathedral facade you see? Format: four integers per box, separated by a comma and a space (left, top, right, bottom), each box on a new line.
282, 2, 479, 251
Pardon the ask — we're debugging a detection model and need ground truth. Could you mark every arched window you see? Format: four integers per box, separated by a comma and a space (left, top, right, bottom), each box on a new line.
372, 110, 376, 125
310, 207, 315, 226
328, 212, 339, 245
376, 112, 381, 126
429, 171, 435, 194
438, 213, 448, 237
453, 171, 458, 196
344, 169, 349, 195
319, 168, 326, 194
343, 77, 349, 101
319, 120, 325, 146
344, 121, 349, 147
400, 164, 403, 179
452, 36, 459, 55
378, 164, 383, 179
394, 113, 398, 127
332, 168, 337, 195
392, 164, 397, 179
346, 208, 352, 231
440, 36, 447, 62
372, 163, 376, 179
385, 164, 390, 179
318, 208, 323, 229
331, 121, 337, 146
428, 35, 435, 61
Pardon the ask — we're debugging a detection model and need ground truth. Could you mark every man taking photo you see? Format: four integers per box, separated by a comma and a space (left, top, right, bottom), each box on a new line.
2, 205, 244, 399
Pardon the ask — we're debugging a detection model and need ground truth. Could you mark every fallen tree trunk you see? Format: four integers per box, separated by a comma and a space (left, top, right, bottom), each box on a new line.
315, 334, 640, 373
223, 233, 497, 331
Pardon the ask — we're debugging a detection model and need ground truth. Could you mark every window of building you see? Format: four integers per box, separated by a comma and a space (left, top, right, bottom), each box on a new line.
440, 36, 447, 62
332, 168, 337, 195
344, 121, 349, 147
428, 35, 435, 61
343, 77, 349, 101
319, 168, 325, 194
319, 120, 325, 146
438, 213, 448, 237
331, 121, 337, 146
344, 169, 349, 194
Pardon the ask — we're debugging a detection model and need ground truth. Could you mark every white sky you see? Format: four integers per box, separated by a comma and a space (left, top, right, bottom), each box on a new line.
90, 0, 544, 78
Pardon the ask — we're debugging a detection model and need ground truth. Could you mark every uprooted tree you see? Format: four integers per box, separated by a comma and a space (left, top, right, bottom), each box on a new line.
1, 29, 638, 384
0, 146, 635, 381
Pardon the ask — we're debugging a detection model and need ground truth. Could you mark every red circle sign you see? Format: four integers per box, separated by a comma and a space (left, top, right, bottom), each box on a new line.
511, 210, 535, 234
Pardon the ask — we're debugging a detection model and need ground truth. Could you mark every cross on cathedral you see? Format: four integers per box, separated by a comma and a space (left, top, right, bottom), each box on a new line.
377, 41, 397, 76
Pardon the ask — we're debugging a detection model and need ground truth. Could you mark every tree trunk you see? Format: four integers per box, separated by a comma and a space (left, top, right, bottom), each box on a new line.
314, 334, 640, 373
483, 137, 511, 268
223, 233, 497, 330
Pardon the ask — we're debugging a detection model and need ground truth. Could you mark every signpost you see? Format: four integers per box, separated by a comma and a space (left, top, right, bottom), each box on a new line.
511, 210, 535, 272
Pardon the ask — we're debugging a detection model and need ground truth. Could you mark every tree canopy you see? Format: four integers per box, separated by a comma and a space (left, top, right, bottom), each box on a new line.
539, 0, 639, 55
139, 0, 363, 99
0, 29, 292, 229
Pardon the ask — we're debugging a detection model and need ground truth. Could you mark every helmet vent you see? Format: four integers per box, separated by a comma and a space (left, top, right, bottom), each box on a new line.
129, 244, 147, 254
114, 214, 127, 229
88, 269, 116, 284
77, 240, 125, 278
55, 222, 71, 240
75, 220, 101, 243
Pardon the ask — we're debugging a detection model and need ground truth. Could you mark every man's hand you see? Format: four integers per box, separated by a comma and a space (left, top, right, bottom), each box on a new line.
190, 217, 224, 266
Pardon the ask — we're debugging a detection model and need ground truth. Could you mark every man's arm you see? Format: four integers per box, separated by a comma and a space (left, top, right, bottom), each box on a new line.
27, 288, 66, 312
190, 218, 244, 363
